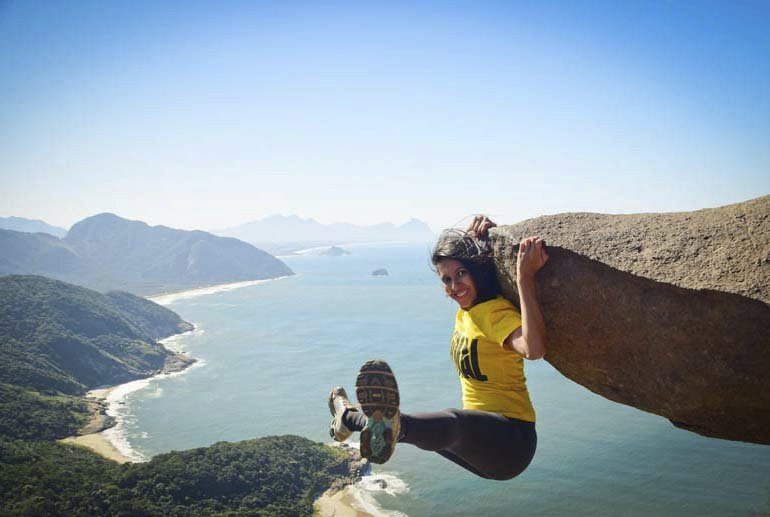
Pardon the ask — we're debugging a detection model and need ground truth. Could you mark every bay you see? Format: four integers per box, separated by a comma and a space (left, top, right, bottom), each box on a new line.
116, 244, 770, 516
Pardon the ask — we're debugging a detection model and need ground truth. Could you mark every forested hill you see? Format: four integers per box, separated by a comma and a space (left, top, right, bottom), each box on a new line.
0, 213, 294, 295
0, 275, 193, 395
0, 274, 360, 515
0, 435, 357, 516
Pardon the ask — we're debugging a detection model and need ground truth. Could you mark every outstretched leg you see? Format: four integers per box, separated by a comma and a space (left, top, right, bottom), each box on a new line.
399, 409, 536, 480
331, 360, 536, 479
341, 408, 535, 480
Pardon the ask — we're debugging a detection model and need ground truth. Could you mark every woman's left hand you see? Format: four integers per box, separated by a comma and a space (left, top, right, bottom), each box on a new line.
517, 237, 549, 281
466, 215, 497, 238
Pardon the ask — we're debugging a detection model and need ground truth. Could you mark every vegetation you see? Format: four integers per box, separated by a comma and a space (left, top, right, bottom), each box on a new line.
0, 274, 351, 515
1, 212, 294, 294
0, 383, 89, 440
0, 436, 349, 516
0, 275, 190, 395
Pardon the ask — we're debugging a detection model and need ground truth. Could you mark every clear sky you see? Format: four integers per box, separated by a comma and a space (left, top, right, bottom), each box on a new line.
1, 0, 768, 232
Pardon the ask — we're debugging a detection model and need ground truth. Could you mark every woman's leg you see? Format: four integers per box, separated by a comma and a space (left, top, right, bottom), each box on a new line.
344, 408, 536, 480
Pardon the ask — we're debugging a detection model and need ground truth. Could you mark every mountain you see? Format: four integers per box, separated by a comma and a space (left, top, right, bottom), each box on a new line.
0, 213, 294, 294
0, 216, 67, 238
217, 214, 435, 245
0, 229, 84, 277
0, 275, 193, 395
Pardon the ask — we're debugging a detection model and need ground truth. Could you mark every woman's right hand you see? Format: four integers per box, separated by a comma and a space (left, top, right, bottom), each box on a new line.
466, 215, 496, 238
517, 237, 549, 281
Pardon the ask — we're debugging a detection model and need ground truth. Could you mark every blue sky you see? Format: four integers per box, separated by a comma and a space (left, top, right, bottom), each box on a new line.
1, 0, 768, 232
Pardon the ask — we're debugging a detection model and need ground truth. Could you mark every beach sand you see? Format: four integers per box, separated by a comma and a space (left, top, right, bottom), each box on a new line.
59, 386, 135, 464
314, 487, 372, 517
60, 433, 133, 463
148, 277, 289, 305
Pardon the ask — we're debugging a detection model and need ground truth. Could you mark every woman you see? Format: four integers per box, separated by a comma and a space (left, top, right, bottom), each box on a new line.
328, 215, 548, 480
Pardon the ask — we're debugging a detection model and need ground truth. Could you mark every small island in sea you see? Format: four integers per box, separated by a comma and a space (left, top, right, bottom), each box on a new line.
371, 268, 389, 276
320, 245, 350, 256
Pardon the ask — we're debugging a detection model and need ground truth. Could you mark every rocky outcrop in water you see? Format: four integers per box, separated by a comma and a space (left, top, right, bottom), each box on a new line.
490, 196, 770, 445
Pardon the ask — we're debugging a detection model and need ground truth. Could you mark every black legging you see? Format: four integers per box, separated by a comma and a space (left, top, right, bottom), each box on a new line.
346, 408, 536, 480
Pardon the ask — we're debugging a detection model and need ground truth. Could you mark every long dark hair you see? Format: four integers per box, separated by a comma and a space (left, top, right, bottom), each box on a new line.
430, 229, 501, 306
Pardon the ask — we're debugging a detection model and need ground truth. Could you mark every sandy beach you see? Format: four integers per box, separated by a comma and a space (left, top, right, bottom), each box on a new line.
314, 487, 372, 517
59, 386, 134, 464
148, 276, 290, 305
62, 278, 368, 516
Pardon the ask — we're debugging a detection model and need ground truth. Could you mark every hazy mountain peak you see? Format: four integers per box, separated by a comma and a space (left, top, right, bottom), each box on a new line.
2, 213, 293, 294
0, 216, 68, 238
218, 215, 435, 244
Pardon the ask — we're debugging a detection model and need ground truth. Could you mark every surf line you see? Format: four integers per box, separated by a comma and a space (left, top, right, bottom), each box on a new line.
147, 275, 292, 305
89, 326, 204, 462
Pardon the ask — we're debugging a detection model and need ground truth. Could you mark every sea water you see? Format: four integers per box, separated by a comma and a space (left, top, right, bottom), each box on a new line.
113, 244, 770, 516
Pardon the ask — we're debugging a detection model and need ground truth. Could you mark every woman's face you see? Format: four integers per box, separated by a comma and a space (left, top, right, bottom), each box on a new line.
437, 258, 478, 309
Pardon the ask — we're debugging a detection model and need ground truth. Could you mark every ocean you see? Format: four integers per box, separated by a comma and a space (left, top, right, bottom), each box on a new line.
107, 243, 770, 516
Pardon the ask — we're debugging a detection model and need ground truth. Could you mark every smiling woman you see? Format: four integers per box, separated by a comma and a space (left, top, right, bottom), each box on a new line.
327, 215, 549, 480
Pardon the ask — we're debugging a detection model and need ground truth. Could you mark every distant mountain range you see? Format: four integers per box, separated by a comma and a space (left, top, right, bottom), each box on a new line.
216, 215, 435, 247
0, 213, 293, 294
0, 216, 67, 238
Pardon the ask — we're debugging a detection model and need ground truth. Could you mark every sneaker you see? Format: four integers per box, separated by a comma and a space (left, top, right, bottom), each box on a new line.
355, 359, 400, 464
328, 386, 358, 442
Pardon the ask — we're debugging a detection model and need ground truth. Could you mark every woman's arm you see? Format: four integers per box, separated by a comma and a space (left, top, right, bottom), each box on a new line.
466, 216, 548, 359
505, 237, 548, 360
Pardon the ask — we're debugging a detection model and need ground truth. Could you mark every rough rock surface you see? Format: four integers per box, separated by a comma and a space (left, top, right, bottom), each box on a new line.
490, 196, 770, 445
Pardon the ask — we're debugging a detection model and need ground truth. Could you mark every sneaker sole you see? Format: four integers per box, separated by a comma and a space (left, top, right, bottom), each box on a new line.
355, 359, 399, 464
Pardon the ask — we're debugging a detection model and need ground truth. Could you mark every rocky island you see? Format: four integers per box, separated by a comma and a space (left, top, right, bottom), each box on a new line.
320, 245, 351, 256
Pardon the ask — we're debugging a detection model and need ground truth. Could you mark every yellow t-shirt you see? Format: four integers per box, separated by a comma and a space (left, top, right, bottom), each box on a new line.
450, 296, 536, 422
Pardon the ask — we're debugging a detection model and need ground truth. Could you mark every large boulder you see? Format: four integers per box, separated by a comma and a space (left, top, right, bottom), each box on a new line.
490, 196, 770, 445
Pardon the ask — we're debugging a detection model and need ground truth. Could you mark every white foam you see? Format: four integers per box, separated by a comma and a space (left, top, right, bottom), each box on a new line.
97, 330, 206, 462
357, 472, 410, 497
282, 241, 408, 257
148, 276, 290, 305
100, 378, 153, 461
345, 471, 410, 517
326, 442, 410, 515
158, 325, 204, 352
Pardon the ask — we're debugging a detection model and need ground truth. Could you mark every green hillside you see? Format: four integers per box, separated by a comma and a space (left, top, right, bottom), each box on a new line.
0, 435, 351, 516
0, 274, 356, 515
0, 213, 294, 294
0, 275, 193, 395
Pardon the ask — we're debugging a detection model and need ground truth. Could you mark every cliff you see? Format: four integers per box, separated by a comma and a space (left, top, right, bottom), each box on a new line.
490, 195, 770, 445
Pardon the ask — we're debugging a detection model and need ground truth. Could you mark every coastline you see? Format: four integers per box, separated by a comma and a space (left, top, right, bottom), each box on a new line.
59, 327, 201, 464
60, 386, 133, 463
147, 276, 291, 305
60, 274, 290, 464
315, 486, 372, 517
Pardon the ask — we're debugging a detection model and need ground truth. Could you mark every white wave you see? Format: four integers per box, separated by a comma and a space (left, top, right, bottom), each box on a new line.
326, 443, 409, 516
148, 276, 290, 305
97, 340, 206, 462
281, 241, 408, 257
159, 325, 204, 352
100, 378, 153, 462
358, 472, 410, 497
346, 471, 410, 517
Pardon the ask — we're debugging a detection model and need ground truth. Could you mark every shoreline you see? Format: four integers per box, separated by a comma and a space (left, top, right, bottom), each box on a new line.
59, 327, 202, 464
147, 276, 291, 305
60, 385, 133, 463
314, 486, 372, 517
